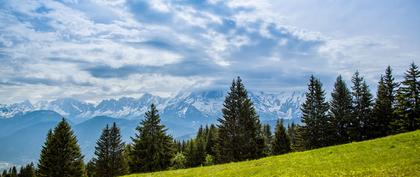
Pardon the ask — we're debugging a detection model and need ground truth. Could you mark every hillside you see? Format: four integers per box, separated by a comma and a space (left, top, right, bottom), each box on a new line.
124, 130, 420, 177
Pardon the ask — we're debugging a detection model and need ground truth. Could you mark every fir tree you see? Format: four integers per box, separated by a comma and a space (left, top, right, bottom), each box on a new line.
287, 123, 296, 150
205, 124, 218, 157
18, 163, 36, 177
217, 77, 265, 163
93, 123, 127, 177
271, 119, 291, 155
329, 75, 353, 143
370, 67, 398, 138
351, 72, 373, 141
291, 125, 306, 151
261, 124, 272, 155
37, 119, 86, 177
129, 104, 175, 173
300, 75, 331, 149
85, 160, 95, 177
394, 63, 420, 132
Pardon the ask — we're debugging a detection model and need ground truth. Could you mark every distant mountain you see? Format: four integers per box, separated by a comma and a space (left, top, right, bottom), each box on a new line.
0, 89, 304, 123
0, 89, 304, 166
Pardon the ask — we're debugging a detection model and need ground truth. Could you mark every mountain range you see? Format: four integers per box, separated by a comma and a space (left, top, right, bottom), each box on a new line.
0, 89, 304, 166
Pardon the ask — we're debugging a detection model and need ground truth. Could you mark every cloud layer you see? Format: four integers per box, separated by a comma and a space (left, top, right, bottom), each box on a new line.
0, 0, 419, 103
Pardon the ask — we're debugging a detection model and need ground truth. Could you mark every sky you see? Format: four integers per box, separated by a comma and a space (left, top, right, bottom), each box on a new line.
0, 0, 419, 104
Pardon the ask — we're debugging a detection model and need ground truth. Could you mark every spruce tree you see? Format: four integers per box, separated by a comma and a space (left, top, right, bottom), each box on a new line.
271, 119, 291, 155
300, 76, 331, 149
329, 75, 353, 144
205, 124, 217, 157
217, 77, 265, 163
350, 72, 373, 141
261, 124, 272, 155
129, 104, 175, 173
18, 163, 36, 177
394, 63, 420, 132
287, 123, 296, 150
93, 123, 127, 177
37, 118, 85, 177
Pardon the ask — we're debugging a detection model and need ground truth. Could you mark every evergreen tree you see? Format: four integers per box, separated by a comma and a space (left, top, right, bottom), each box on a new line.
205, 124, 218, 157
217, 77, 265, 163
351, 72, 373, 141
92, 123, 127, 177
261, 124, 272, 155
300, 76, 331, 149
287, 123, 296, 150
370, 67, 398, 138
394, 63, 420, 132
37, 119, 86, 177
85, 160, 95, 177
291, 125, 306, 152
329, 75, 353, 143
129, 104, 175, 173
10, 167, 16, 177
271, 119, 291, 155
18, 163, 35, 177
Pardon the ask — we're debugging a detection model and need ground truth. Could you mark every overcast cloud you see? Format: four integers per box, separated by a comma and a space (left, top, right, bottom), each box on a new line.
0, 0, 419, 103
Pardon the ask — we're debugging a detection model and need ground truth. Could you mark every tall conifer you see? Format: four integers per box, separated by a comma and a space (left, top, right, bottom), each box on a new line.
129, 104, 175, 173
37, 119, 86, 177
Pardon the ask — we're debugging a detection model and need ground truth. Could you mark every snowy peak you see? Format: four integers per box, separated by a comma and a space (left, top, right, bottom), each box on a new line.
0, 90, 304, 123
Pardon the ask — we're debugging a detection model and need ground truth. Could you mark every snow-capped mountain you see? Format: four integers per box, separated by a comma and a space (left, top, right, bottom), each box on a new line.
0, 89, 305, 165
0, 89, 305, 123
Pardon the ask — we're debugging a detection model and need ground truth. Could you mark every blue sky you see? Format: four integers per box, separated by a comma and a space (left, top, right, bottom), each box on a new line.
0, 0, 419, 103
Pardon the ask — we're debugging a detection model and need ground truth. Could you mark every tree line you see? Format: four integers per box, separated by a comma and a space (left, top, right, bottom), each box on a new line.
2, 62, 418, 177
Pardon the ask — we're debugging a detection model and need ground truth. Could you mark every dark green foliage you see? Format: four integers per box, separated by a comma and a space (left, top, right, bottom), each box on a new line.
300, 76, 332, 149
393, 63, 420, 132
205, 125, 218, 157
287, 123, 296, 150
37, 118, 86, 177
18, 163, 36, 177
329, 75, 353, 143
129, 104, 175, 173
291, 125, 306, 152
261, 124, 272, 155
271, 119, 291, 155
351, 72, 373, 141
92, 123, 128, 177
370, 67, 398, 138
217, 77, 266, 163
86, 160, 95, 177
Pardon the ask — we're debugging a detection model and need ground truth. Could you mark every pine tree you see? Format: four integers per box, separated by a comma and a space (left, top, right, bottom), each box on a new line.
261, 124, 272, 155
291, 125, 306, 151
205, 124, 218, 157
129, 104, 175, 173
92, 123, 127, 177
10, 167, 16, 177
217, 77, 265, 163
370, 67, 398, 138
350, 72, 373, 141
37, 118, 86, 177
394, 63, 420, 132
271, 119, 291, 155
86, 160, 95, 177
300, 75, 331, 149
329, 75, 353, 144
18, 163, 36, 177
287, 123, 296, 149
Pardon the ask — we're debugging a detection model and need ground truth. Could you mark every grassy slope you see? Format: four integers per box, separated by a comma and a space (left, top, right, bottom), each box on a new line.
124, 130, 420, 177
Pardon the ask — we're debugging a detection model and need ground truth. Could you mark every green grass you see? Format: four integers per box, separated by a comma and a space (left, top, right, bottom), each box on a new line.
124, 130, 420, 177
